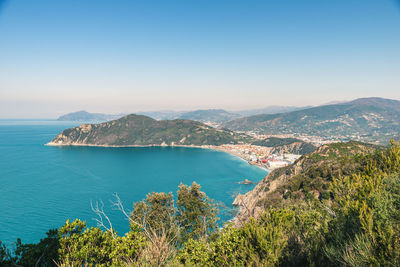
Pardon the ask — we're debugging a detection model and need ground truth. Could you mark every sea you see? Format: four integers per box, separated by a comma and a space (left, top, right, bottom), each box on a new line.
0, 119, 268, 244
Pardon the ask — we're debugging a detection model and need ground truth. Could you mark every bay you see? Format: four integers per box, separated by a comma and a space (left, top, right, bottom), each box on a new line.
0, 120, 267, 244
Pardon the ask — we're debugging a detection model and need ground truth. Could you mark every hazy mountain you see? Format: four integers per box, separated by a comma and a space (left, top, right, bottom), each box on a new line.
236, 106, 311, 116
178, 109, 242, 124
57, 111, 125, 122
222, 97, 400, 143
137, 107, 311, 122
48, 114, 253, 146
135, 110, 184, 120
57, 107, 309, 123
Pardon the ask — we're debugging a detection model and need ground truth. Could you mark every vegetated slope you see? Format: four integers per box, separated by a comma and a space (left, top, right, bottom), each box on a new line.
48, 114, 252, 146
222, 97, 400, 143
135, 110, 184, 120
233, 141, 380, 225
178, 109, 242, 124
252, 137, 317, 154
57, 110, 125, 122
236, 105, 311, 116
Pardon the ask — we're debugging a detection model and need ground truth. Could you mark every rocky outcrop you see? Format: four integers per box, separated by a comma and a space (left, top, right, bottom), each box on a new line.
233, 156, 306, 226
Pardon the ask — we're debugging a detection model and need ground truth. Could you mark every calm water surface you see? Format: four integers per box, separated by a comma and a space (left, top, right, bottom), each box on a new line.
0, 120, 267, 244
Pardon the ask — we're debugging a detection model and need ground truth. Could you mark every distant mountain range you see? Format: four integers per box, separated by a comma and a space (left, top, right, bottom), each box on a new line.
222, 97, 400, 143
57, 106, 310, 124
235, 106, 311, 117
57, 111, 125, 122
178, 109, 242, 124
135, 110, 184, 120
56, 98, 400, 144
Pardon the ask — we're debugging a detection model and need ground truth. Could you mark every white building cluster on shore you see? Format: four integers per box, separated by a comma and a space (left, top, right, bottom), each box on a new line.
216, 144, 302, 170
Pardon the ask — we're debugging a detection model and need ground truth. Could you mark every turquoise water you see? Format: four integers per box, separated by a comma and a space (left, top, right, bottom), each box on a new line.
0, 120, 267, 244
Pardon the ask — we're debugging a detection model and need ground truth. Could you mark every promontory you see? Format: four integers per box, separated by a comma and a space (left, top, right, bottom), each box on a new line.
47, 114, 252, 147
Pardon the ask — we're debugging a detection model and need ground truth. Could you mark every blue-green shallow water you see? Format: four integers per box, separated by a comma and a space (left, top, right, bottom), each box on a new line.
0, 120, 267, 244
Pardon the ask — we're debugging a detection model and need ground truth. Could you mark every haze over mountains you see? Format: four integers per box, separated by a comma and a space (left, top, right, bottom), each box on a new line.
57, 111, 125, 122
56, 97, 400, 144
57, 106, 311, 123
222, 97, 400, 143
178, 109, 242, 124
235, 106, 311, 117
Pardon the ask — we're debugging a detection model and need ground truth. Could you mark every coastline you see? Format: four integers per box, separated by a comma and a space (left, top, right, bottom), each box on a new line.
45, 142, 270, 171
210, 145, 270, 171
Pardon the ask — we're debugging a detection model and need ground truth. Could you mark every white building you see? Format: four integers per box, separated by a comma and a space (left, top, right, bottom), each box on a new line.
284, 154, 301, 162
267, 160, 289, 169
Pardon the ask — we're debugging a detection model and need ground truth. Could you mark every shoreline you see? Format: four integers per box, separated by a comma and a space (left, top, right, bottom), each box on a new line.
210, 145, 270, 172
45, 142, 270, 171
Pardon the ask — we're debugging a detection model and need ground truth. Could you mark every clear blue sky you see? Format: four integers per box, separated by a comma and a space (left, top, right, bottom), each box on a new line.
0, 0, 399, 118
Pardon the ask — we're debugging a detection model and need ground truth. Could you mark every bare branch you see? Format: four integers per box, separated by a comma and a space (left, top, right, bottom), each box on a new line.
91, 200, 115, 239
35, 252, 45, 267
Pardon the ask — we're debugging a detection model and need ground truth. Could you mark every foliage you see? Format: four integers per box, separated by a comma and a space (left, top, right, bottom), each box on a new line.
131, 192, 177, 238
129, 192, 179, 266
177, 203, 330, 266
324, 141, 400, 266
0, 230, 60, 267
211, 209, 295, 266
176, 182, 219, 243
0, 241, 12, 266
14, 229, 60, 267
3, 141, 400, 266
58, 219, 146, 266
266, 141, 379, 205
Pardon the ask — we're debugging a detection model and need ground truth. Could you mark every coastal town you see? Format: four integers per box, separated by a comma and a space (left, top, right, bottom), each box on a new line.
195, 124, 335, 170
210, 144, 302, 170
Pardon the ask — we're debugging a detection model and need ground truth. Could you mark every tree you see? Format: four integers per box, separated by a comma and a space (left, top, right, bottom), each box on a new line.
14, 229, 60, 267
130, 192, 176, 238
0, 241, 12, 266
129, 192, 178, 266
176, 182, 219, 243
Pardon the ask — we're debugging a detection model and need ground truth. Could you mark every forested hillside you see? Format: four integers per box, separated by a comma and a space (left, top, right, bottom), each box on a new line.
222, 97, 400, 143
48, 114, 252, 146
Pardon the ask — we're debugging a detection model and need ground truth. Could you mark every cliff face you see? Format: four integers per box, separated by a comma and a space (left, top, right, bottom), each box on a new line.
233, 155, 307, 225
233, 141, 379, 226
48, 114, 252, 147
